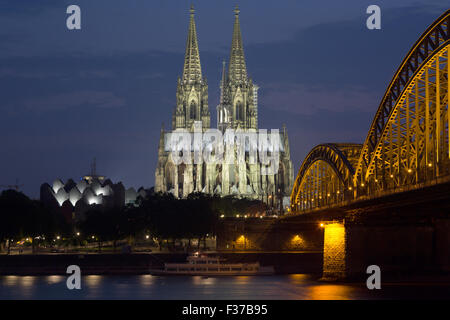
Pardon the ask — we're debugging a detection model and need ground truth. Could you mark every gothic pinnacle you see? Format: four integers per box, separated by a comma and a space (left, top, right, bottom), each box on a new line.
234, 4, 240, 16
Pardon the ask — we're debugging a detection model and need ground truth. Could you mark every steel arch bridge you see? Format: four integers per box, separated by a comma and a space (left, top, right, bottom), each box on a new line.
291, 9, 450, 213
290, 143, 362, 211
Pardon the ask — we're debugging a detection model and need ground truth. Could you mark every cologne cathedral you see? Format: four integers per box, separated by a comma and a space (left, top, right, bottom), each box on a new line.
155, 6, 293, 206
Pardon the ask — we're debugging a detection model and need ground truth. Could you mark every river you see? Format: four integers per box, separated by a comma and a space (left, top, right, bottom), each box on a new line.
0, 274, 449, 300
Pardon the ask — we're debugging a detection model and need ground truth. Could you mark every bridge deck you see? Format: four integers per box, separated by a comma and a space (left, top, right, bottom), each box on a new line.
286, 178, 450, 224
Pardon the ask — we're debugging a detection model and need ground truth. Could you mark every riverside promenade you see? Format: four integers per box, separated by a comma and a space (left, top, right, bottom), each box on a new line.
0, 252, 322, 276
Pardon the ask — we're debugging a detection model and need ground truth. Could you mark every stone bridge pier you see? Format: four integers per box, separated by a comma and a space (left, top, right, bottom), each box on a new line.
217, 197, 450, 280
322, 218, 450, 280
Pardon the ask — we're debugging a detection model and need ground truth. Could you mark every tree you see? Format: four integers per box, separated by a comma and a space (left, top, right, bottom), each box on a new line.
77, 205, 105, 252
0, 190, 63, 254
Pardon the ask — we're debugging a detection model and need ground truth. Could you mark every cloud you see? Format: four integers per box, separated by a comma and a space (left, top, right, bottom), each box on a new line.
4, 90, 126, 113
137, 73, 164, 80
247, 5, 445, 91
0, 67, 63, 79
0, 0, 63, 16
260, 83, 378, 116
78, 70, 116, 79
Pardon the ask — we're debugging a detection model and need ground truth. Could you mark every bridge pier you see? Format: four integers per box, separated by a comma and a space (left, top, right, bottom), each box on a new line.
322, 222, 346, 280
321, 218, 450, 281
435, 218, 450, 272
217, 189, 450, 280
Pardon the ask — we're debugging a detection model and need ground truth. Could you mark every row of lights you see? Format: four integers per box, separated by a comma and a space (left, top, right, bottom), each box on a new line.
220, 214, 272, 219
306, 167, 430, 195
299, 164, 436, 205
14, 233, 154, 244
361, 165, 432, 185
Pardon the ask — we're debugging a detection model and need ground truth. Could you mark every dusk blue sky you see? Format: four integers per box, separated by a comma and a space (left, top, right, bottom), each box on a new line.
0, 0, 448, 198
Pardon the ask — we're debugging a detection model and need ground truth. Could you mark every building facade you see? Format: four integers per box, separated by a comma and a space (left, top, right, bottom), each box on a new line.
41, 161, 149, 222
155, 6, 293, 205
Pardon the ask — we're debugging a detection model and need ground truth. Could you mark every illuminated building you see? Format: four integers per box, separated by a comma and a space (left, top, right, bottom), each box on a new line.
40, 160, 149, 221
154, 6, 294, 207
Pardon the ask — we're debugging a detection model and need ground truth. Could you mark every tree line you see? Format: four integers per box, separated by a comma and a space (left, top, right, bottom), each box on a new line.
0, 189, 266, 254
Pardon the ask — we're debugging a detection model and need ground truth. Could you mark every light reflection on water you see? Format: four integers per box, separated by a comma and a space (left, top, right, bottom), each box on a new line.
1, 275, 19, 287
85, 275, 102, 287
306, 285, 354, 300
46, 275, 63, 285
192, 276, 217, 286
0, 274, 448, 300
139, 275, 154, 286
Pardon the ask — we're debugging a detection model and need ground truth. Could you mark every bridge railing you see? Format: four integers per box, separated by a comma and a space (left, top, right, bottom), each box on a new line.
289, 173, 450, 216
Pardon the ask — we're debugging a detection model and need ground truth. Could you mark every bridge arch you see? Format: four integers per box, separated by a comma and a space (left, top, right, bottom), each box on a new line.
290, 143, 362, 211
289, 10, 449, 214
354, 10, 450, 194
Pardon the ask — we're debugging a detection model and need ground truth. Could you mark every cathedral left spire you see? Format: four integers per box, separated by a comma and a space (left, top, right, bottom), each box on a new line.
172, 5, 210, 130
182, 4, 202, 83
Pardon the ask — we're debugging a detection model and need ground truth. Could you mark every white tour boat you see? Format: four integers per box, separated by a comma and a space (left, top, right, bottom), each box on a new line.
149, 252, 274, 276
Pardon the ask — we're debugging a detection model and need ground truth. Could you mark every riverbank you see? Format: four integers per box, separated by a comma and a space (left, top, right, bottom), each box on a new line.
0, 252, 323, 276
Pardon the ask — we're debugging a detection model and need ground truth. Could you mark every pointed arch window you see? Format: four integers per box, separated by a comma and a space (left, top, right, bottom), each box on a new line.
190, 100, 197, 120
236, 101, 243, 121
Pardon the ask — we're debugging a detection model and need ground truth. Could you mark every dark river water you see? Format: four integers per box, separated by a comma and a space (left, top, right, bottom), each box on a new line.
0, 274, 449, 300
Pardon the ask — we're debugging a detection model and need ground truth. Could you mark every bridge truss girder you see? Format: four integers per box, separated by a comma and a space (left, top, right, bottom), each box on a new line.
290, 144, 361, 211
355, 46, 449, 195
290, 10, 450, 213
354, 11, 449, 192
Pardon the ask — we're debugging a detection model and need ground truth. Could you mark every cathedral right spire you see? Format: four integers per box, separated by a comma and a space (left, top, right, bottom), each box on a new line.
228, 5, 248, 83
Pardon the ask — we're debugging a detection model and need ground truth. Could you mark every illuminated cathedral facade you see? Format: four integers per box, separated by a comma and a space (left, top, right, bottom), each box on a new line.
155, 6, 293, 205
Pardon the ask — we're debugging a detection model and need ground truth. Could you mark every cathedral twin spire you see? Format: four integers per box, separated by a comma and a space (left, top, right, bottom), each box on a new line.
182, 5, 247, 84
182, 5, 202, 83
228, 6, 247, 83
175, 5, 253, 131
